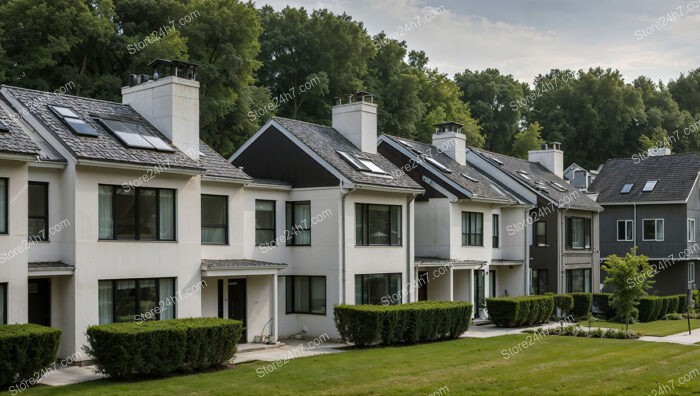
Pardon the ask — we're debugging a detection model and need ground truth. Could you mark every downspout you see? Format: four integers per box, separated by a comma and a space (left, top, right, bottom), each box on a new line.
406, 193, 418, 303
561, 207, 569, 294
633, 202, 637, 248
524, 207, 531, 295
340, 181, 359, 305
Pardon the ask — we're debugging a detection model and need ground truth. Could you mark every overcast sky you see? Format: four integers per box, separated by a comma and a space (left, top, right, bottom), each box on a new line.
257, 0, 700, 84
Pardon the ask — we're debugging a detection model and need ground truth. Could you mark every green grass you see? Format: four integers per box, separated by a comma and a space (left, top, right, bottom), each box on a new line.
10, 335, 700, 396
589, 318, 700, 336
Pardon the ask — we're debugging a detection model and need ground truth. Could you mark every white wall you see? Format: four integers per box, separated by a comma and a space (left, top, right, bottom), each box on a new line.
415, 199, 450, 258
449, 201, 493, 261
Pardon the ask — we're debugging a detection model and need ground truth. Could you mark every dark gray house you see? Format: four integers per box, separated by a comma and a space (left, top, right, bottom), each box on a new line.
589, 151, 700, 295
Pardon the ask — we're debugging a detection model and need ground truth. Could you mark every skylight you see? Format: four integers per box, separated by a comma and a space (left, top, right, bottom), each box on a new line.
460, 172, 479, 182
490, 156, 504, 165
517, 170, 531, 180
551, 181, 568, 192
337, 150, 388, 175
49, 105, 98, 137
99, 118, 174, 151
642, 180, 658, 192
424, 156, 451, 173
620, 183, 634, 194
357, 157, 388, 174
0, 119, 8, 132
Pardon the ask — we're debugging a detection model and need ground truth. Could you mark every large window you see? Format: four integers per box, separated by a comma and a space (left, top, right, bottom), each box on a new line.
689, 263, 696, 284
642, 219, 664, 241
617, 220, 633, 241
98, 278, 175, 324
566, 217, 591, 250
0, 178, 7, 234
492, 214, 499, 248
531, 269, 548, 295
286, 201, 311, 246
355, 273, 402, 305
689, 219, 696, 243
0, 283, 6, 325
535, 221, 547, 247
566, 268, 591, 293
201, 195, 228, 244
462, 212, 483, 246
285, 276, 326, 314
28, 182, 49, 241
355, 204, 402, 246
98, 185, 175, 241
255, 200, 276, 245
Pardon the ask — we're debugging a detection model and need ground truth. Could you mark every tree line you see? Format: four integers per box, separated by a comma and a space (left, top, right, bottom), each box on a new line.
1, 0, 699, 169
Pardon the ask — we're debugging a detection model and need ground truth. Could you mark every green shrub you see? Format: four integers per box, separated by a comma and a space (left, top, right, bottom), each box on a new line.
658, 297, 670, 319
553, 294, 574, 318
694, 290, 700, 310
592, 293, 614, 319
486, 298, 520, 327
677, 294, 688, 313
84, 318, 242, 379
664, 313, 682, 320
0, 324, 61, 387
638, 297, 661, 322
333, 301, 472, 347
667, 296, 679, 314
570, 293, 592, 320
486, 296, 553, 328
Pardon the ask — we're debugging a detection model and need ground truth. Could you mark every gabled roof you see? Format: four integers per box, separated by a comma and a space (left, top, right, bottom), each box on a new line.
198, 141, 251, 182
468, 147, 602, 211
236, 117, 423, 192
0, 105, 41, 156
589, 153, 700, 203
380, 134, 526, 204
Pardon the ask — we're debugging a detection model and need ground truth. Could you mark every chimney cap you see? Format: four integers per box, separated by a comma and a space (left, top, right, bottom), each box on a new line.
434, 121, 464, 134
148, 59, 199, 81
336, 91, 375, 105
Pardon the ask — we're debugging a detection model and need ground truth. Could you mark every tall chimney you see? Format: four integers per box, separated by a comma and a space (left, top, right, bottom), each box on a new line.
432, 122, 466, 165
332, 92, 377, 154
121, 59, 200, 160
528, 142, 563, 178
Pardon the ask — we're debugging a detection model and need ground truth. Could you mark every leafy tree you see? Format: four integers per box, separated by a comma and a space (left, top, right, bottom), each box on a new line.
512, 122, 544, 158
454, 68, 525, 154
602, 248, 655, 331
669, 68, 700, 118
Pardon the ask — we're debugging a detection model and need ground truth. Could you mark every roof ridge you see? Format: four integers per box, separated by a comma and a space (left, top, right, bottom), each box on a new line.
1, 84, 133, 107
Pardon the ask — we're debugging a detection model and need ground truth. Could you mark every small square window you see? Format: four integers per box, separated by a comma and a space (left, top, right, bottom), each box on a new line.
642, 180, 657, 192
620, 183, 634, 194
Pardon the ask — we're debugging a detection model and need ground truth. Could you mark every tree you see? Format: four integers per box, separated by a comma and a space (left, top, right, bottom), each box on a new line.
602, 248, 655, 331
512, 122, 544, 159
669, 68, 700, 118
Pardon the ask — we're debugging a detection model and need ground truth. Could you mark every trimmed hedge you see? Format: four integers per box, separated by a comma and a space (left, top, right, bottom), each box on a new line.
677, 294, 689, 313
486, 296, 554, 328
84, 318, 242, 379
592, 293, 614, 319
570, 293, 592, 319
334, 301, 472, 347
638, 296, 685, 322
0, 324, 61, 387
553, 294, 574, 315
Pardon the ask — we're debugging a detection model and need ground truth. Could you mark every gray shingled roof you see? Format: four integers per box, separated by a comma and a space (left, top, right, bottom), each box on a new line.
199, 141, 251, 181
469, 147, 602, 211
201, 259, 287, 270
382, 134, 526, 203
273, 117, 423, 191
589, 153, 700, 203
0, 105, 41, 156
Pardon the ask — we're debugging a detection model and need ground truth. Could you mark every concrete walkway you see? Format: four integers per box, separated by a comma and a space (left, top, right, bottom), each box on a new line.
639, 330, 700, 345
37, 366, 107, 387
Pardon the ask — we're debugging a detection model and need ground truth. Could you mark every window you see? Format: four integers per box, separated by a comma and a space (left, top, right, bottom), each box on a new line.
617, 220, 633, 242
462, 212, 483, 246
49, 105, 98, 136
356, 204, 402, 246
286, 201, 311, 246
642, 219, 664, 241
689, 263, 696, 284
355, 273, 402, 305
620, 183, 634, 194
642, 180, 658, 192
98, 278, 176, 324
28, 182, 49, 241
201, 195, 228, 244
0, 120, 8, 132
337, 151, 388, 175
689, 219, 696, 242
489, 270, 496, 298
566, 217, 591, 250
285, 276, 326, 314
535, 221, 547, 247
0, 178, 6, 234
0, 283, 5, 325
492, 214, 499, 248
255, 200, 276, 245
566, 268, 591, 293
98, 185, 176, 241
99, 118, 174, 151
531, 269, 548, 295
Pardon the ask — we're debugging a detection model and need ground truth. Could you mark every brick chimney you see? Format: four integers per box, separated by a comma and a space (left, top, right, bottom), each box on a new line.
432, 122, 466, 166
332, 92, 377, 154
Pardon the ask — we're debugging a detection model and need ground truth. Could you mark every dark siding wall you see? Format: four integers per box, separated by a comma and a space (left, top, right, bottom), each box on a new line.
687, 178, 700, 259
529, 197, 559, 293
232, 126, 339, 188
600, 205, 635, 257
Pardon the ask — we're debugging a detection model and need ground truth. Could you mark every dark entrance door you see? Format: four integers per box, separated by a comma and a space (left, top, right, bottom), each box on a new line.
228, 279, 247, 343
418, 271, 428, 301
28, 278, 51, 326
474, 270, 485, 319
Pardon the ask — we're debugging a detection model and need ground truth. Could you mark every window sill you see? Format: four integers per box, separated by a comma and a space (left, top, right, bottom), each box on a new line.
285, 312, 327, 316
202, 242, 230, 246
354, 245, 403, 248
97, 239, 178, 243
461, 245, 485, 248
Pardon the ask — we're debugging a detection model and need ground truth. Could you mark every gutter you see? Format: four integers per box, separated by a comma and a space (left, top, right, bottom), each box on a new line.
406, 192, 418, 303
76, 159, 204, 176
339, 181, 359, 305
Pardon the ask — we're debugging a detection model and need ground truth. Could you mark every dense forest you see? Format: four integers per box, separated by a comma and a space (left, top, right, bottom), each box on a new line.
1, 0, 699, 169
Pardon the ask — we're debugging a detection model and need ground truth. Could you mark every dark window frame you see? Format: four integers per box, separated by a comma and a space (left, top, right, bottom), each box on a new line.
285, 201, 311, 246
642, 218, 664, 241
355, 273, 402, 305
201, 194, 228, 245
566, 268, 592, 293
566, 217, 592, 250
535, 221, 547, 247
285, 275, 326, 315
98, 184, 177, 241
355, 203, 402, 246
462, 211, 484, 246
101, 278, 176, 323
28, 181, 49, 241
531, 269, 549, 295
0, 282, 6, 325
617, 219, 633, 242
255, 199, 276, 245
0, 178, 7, 234
492, 214, 499, 248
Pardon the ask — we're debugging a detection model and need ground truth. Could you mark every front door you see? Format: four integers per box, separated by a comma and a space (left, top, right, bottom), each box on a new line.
474, 270, 485, 319
418, 271, 428, 301
28, 278, 51, 326
228, 279, 247, 343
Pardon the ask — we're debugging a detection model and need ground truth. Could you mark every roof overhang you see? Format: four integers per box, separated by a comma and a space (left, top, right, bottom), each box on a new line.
490, 259, 525, 266
0, 152, 37, 162
28, 261, 75, 277
599, 201, 686, 206
201, 175, 251, 185
201, 259, 287, 277
415, 257, 487, 269
77, 158, 204, 176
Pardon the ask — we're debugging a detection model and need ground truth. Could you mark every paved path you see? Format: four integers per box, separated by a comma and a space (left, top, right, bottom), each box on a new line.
639, 330, 700, 345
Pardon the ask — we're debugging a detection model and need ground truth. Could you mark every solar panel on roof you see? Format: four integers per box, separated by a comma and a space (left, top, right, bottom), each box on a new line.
50, 106, 80, 119
100, 118, 174, 151
64, 118, 99, 137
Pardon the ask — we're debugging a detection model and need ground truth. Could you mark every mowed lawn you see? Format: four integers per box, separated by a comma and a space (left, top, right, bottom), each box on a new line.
12, 335, 700, 396
589, 318, 700, 336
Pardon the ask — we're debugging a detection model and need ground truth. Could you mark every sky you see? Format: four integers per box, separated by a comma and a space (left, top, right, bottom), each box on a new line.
257, 0, 700, 84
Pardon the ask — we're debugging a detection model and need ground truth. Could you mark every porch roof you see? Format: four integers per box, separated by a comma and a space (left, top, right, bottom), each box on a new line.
415, 257, 486, 268
201, 259, 287, 277
28, 261, 75, 276
490, 259, 525, 266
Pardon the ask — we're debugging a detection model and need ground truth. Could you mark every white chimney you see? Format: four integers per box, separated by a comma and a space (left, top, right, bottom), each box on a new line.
529, 142, 564, 178
648, 147, 671, 156
432, 122, 466, 166
121, 59, 200, 160
332, 92, 377, 154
